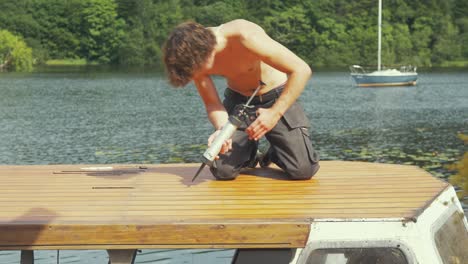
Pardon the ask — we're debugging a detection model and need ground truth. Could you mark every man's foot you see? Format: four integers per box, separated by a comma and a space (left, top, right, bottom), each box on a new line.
245, 148, 273, 168
245, 150, 262, 168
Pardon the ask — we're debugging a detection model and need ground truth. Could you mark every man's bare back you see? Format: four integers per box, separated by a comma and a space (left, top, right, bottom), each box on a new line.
206, 24, 287, 96
192, 19, 312, 143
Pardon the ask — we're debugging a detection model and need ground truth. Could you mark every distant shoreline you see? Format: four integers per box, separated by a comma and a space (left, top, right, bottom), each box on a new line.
45, 59, 99, 66
42, 59, 468, 70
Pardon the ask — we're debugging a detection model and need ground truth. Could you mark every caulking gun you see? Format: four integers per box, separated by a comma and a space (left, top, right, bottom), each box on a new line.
191, 81, 266, 182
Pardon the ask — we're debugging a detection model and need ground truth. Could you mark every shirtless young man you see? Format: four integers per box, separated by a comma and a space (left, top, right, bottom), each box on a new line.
163, 19, 319, 180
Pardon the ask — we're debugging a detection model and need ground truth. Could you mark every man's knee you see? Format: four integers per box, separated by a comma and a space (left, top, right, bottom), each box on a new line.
287, 162, 320, 180
210, 163, 240, 181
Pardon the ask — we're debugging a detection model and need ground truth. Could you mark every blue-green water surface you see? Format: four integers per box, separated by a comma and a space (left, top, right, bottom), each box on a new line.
0, 67, 467, 263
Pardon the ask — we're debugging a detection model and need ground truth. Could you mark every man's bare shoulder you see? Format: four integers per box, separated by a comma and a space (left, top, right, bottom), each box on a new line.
222, 19, 265, 38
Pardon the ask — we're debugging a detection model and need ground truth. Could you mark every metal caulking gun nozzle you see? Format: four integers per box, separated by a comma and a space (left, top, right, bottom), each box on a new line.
191, 81, 266, 182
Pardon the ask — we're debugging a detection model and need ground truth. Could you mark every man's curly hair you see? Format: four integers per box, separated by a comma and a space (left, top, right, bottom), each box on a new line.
163, 21, 217, 87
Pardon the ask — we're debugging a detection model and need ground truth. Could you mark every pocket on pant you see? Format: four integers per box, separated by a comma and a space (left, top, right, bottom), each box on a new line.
281, 102, 311, 130
300, 127, 319, 163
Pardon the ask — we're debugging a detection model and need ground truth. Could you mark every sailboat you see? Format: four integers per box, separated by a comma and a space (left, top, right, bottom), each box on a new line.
350, 0, 418, 87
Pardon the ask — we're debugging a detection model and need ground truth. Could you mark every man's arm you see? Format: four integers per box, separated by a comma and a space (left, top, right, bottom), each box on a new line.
226, 19, 312, 140
193, 75, 228, 130
193, 75, 232, 155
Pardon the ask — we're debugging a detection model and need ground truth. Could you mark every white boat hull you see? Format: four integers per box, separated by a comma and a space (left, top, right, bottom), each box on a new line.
351, 69, 418, 87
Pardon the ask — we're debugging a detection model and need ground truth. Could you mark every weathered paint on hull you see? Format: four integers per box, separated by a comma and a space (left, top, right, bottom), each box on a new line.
351, 74, 418, 87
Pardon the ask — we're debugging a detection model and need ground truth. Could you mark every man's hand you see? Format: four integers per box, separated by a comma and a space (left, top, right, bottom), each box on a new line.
246, 108, 282, 141
208, 129, 232, 159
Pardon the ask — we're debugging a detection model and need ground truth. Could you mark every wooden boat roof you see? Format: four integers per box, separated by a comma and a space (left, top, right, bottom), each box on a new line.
0, 161, 448, 250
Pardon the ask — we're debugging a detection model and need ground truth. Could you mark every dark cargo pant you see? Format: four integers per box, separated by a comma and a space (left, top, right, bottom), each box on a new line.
210, 85, 320, 180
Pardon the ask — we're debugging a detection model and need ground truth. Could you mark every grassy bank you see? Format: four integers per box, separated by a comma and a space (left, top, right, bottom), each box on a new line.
439, 60, 468, 67
43, 59, 468, 69
45, 59, 99, 66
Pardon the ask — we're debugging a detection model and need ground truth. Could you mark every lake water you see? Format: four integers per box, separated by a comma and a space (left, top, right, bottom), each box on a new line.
0, 67, 467, 263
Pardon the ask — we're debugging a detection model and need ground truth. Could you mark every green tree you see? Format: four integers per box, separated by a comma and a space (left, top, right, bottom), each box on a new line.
192, 1, 248, 26
410, 17, 433, 66
382, 23, 413, 66
81, 0, 126, 63
453, 0, 468, 58
263, 5, 311, 52
0, 30, 33, 71
17, 0, 83, 59
432, 20, 462, 64
346, 25, 377, 67
117, 0, 183, 66
1, 0, 467, 67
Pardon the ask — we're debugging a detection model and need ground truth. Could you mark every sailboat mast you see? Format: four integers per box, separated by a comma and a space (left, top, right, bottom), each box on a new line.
378, 0, 382, 71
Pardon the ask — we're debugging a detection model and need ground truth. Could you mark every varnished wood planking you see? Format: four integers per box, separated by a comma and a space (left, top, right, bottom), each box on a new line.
1, 176, 433, 184
0, 161, 447, 249
0, 223, 309, 250
1, 196, 434, 206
